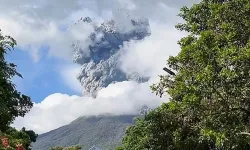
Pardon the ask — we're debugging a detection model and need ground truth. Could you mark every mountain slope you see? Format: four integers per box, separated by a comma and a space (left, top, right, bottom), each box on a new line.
32, 115, 138, 150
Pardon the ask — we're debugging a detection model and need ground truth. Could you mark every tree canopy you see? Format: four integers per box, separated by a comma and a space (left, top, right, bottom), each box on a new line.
0, 29, 33, 131
0, 30, 37, 149
117, 0, 250, 149
0, 127, 38, 150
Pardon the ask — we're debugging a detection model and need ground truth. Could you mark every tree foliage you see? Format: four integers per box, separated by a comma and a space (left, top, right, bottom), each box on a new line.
0, 127, 37, 150
118, 0, 250, 149
0, 29, 33, 131
21, 128, 38, 143
0, 30, 37, 149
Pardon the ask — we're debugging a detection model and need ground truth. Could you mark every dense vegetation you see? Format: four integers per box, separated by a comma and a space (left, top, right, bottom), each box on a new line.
0, 127, 37, 150
0, 30, 37, 149
117, 0, 250, 149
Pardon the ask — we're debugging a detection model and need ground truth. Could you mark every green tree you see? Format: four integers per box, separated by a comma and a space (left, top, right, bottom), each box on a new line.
21, 127, 38, 143
0, 29, 33, 131
118, 0, 250, 149
20, 127, 38, 149
0, 127, 38, 150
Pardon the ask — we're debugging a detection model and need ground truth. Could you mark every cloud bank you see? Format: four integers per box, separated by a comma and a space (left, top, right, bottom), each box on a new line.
14, 81, 166, 133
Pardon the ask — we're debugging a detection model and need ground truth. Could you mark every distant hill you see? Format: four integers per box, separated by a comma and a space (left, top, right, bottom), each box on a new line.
31, 115, 139, 150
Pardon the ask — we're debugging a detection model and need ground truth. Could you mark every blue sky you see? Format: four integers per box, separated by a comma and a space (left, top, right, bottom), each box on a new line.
6, 47, 79, 103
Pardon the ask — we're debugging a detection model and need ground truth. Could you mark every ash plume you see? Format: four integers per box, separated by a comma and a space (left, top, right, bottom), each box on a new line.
72, 16, 151, 97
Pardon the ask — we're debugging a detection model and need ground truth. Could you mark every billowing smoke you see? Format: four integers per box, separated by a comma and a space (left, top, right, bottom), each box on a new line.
72, 16, 151, 97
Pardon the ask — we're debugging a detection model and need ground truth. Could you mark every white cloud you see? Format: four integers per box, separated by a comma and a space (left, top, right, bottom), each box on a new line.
47, 21, 95, 60
59, 64, 82, 93
119, 22, 186, 78
0, 14, 96, 61
0, 0, 199, 61
0, 0, 99, 62
13, 81, 166, 134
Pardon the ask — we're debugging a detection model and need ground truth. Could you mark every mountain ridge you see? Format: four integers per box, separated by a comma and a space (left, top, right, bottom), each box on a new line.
31, 115, 140, 150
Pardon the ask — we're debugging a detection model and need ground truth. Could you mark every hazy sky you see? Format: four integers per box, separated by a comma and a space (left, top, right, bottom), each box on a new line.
0, 0, 199, 134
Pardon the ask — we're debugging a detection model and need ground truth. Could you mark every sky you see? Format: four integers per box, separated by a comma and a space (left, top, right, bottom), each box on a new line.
6, 47, 81, 102
0, 0, 200, 134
